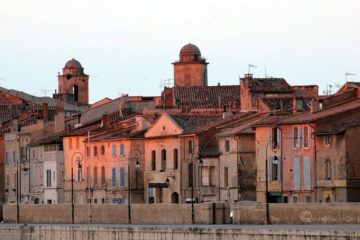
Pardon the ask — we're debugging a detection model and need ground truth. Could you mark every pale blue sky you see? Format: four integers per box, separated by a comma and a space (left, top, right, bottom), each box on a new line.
0, 0, 359, 103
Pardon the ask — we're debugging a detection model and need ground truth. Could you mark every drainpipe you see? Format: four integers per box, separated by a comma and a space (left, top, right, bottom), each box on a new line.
233, 137, 240, 202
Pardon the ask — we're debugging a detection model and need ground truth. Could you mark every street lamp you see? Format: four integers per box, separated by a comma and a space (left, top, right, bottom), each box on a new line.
128, 149, 141, 224
71, 152, 83, 224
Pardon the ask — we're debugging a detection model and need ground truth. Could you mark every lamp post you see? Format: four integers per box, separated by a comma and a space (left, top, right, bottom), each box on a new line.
71, 152, 83, 224
128, 149, 141, 224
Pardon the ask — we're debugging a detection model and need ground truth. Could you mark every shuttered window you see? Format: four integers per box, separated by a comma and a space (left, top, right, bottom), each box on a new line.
304, 157, 311, 190
120, 167, 125, 186
293, 157, 300, 190
112, 168, 116, 187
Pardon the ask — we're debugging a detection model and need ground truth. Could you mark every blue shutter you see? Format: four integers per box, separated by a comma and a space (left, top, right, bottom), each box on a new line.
112, 168, 116, 187
120, 167, 125, 186
112, 198, 116, 204
120, 144, 124, 155
112, 145, 116, 156
304, 157, 311, 190
293, 157, 300, 190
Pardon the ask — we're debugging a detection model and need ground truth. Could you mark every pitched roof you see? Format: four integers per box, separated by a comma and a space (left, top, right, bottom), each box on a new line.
249, 78, 293, 93
173, 85, 240, 109
0, 87, 82, 112
169, 114, 222, 132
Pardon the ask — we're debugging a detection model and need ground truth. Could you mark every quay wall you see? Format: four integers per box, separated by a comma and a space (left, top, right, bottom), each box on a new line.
0, 224, 359, 240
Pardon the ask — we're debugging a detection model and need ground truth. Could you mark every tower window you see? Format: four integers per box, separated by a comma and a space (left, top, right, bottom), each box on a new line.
73, 85, 79, 102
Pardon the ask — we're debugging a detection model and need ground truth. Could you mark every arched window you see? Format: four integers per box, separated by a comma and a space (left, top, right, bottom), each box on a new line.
171, 192, 179, 204
161, 149, 166, 171
151, 151, 156, 171
325, 159, 331, 180
73, 85, 79, 102
173, 149, 178, 170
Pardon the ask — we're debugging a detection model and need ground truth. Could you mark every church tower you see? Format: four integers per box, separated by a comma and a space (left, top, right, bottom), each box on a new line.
55, 58, 89, 106
173, 43, 208, 87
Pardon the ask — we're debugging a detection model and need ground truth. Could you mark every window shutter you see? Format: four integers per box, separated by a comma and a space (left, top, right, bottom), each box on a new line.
304, 157, 311, 190
291, 127, 295, 147
293, 157, 300, 190
112, 168, 116, 187
277, 156, 281, 181
120, 167, 125, 186
120, 144, 124, 155
267, 157, 272, 181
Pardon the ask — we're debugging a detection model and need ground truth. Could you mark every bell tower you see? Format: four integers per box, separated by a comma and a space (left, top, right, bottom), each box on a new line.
173, 43, 208, 87
55, 58, 89, 106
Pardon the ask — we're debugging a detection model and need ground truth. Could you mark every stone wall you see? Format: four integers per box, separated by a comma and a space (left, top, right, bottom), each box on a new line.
231, 202, 360, 224
3, 203, 222, 224
4, 202, 360, 225
0, 224, 358, 240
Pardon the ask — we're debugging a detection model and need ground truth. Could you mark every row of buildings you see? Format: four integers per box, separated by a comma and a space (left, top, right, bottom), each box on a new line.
1, 43, 360, 205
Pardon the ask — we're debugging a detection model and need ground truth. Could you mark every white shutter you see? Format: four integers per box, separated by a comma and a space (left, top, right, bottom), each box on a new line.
304, 157, 311, 190
293, 157, 300, 190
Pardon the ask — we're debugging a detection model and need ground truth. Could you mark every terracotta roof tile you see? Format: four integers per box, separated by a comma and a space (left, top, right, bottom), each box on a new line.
249, 78, 293, 93
174, 86, 240, 109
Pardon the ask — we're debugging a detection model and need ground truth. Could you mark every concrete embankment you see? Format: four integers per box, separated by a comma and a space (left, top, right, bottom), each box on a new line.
0, 224, 359, 240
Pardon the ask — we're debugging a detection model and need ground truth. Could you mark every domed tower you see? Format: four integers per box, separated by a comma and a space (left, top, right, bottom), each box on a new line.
173, 43, 208, 87
56, 58, 89, 106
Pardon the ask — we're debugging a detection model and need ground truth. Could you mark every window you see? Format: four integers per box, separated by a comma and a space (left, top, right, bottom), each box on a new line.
120, 167, 125, 186
188, 140, 193, 154
93, 167, 98, 186
202, 167, 209, 186
161, 149, 166, 171
5, 152, 8, 165
173, 149, 178, 170
303, 157, 311, 190
271, 128, 281, 150
224, 167, 229, 187
225, 140, 230, 152
271, 156, 279, 181
120, 144, 125, 155
293, 196, 298, 203
69, 138, 73, 150
306, 196, 312, 203
86, 147, 90, 156
325, 159, 331, 180
46, 169, 51, 187
13, 151, 16, 164
296, 99, 303, 111
94, 146, 98, 156
101, 167, 105, 186
77, 161, 82, 182
303, 126, 310, 148
202, 166, 215, 186
293, 157, 300, 190
101, 145, 105, 155
292, 126, 302, 148
151, 151, 156, 171
324, 135, 331, 146
188, 163, 193, 187
112, 168, 116, 187
112, 145, 116, 156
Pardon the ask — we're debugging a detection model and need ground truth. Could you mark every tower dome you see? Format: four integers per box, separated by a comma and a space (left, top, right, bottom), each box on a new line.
180, 43, 201, 57
64, 58, 82, 69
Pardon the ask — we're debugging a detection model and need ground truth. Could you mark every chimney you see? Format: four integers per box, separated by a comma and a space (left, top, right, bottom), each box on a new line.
42, 103, 49, 122
101, 112, 109, 128
55, 103, 65, 132
222, 106, 233, 119
310, 100, 320, 113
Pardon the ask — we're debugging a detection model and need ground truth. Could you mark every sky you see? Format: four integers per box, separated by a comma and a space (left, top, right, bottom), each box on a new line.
0, 0, 359, 103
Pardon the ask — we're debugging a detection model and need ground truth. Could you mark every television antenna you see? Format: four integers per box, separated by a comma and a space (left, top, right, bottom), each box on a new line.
40, 89, 52, 96
345, 73, 356, 81
248, 64, 257, 74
